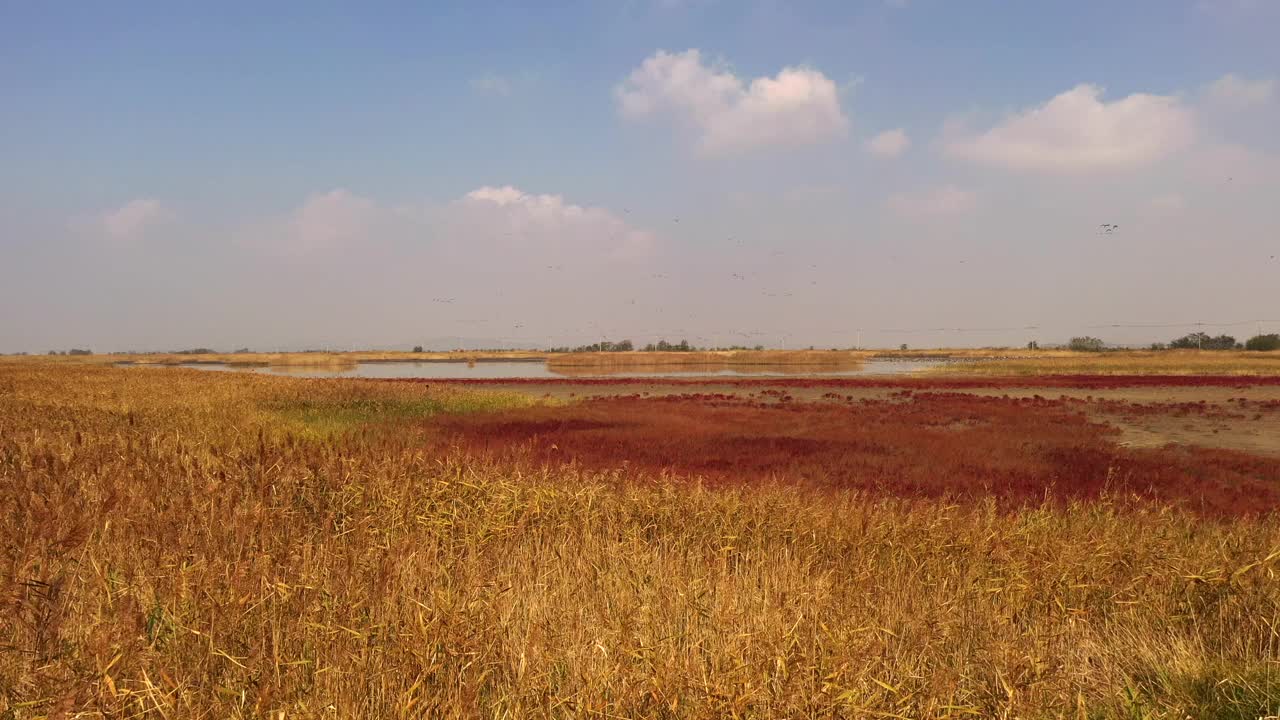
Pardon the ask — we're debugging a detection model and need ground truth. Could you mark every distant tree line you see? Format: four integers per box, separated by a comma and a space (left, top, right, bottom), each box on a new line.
643, 339, 691, 352
1164, 332, 1240, 350
1246, 334, 1280, 351
1062, 332, 1279, 352
547, 340, 636, 353
542, 339, 770, 353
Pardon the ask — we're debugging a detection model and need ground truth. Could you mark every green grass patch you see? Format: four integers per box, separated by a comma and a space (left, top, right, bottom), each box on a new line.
1120, 664, 1280, 719
264, 386, 547, 436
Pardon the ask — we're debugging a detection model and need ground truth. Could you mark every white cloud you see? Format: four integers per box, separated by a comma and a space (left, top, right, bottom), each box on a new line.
615, 49, 850, 154
866, 128, 910, 157
945, 84, 1196, 173
1205, 73, 1274, 109
457, 186, 654, 260
251, 185, 652, 263
287, 189, 381, 250
886, 185, 978, 217
100, 198, 169, 241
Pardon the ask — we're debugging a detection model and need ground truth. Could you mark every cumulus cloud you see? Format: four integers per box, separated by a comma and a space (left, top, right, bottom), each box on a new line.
615, 49, 849, 154
252, 185, 652, 263
866, 128, 910, 157
287, 189, 382, 251
945, 84, 1196, 173
100, 198, 169, 241
456, 186, 654, 261
886, 185, 978, 217
1205, 73, 1274, 109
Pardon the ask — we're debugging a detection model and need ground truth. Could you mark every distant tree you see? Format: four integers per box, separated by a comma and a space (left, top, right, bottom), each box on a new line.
1149, 343, 1167, 351
68, 348, 92, 355
412, 345, 424, 353
175, 348, 216, 355
1068, 336, 1105, 352
1245, 334, 1280, 351
754, 345, 764, 351
899, 344, 908, 351
1026, 341, 1039, 350
48, 350, 59, 355
644, 339, 695, 352
1169, 332, 1237, 350
234, 347, 252, 354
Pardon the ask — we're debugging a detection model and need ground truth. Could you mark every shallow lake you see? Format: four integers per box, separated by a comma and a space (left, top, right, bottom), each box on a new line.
122, 359, 945, 379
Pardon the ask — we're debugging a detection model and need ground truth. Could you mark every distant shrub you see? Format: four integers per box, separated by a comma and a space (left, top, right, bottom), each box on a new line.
1068, 337, 1105, 352
1245, 334, 1280, 351
1169, 333, 1238, 350
641, 340, 693, 352
413, 345, 424, 353
175, 348, 216, 355
550, 340, 637, 353
67, 348, 92, 355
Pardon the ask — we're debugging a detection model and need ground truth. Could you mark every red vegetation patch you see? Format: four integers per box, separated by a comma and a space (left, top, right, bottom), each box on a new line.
436, 393, 1280, 516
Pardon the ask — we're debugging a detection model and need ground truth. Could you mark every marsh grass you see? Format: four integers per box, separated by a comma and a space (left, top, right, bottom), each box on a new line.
23, 350, 549, 368
265, 386, 545, 437
546, 350, 867, 373
933, 350, 1280, 376
2, 361, 1279, 719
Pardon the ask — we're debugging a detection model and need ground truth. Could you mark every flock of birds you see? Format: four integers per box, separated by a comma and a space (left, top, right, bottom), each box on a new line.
435, 213, 1274, 344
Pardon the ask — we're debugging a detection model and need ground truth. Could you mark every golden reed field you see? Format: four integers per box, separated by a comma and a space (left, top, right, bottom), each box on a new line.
3, 360, 1280, 719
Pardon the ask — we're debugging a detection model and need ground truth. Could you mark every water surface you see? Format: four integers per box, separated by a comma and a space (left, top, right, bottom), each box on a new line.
124, 359, 943, 379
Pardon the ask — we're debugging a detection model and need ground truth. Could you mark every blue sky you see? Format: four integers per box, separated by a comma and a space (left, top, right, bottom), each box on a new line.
2, 0, 1278, 351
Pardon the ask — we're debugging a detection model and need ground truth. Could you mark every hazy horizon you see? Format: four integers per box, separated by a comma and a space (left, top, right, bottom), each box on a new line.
4, 1, 1278, 354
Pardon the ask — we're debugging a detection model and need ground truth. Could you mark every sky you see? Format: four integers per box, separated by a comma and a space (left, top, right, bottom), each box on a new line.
2, 0, 1278, 352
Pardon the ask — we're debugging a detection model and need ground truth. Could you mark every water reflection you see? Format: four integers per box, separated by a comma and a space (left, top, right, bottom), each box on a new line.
549, 362, 863, 377
123, 359, 942, 379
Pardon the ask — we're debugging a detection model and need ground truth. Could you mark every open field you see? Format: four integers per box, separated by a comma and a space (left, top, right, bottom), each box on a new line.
3, 361, 1280, 718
